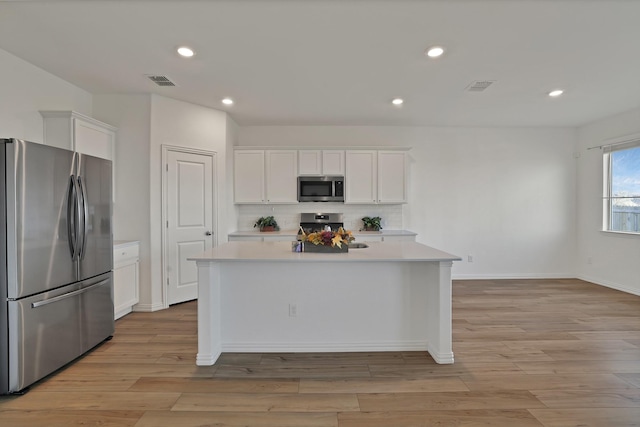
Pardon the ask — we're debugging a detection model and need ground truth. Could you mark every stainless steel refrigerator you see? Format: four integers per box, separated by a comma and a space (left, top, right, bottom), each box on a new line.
1, 138, 114, 394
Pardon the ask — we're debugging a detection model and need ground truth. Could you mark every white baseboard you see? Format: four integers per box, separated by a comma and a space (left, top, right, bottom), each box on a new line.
132, 302, 165, 312
222, 341, 428, 353
452, 273, 576, 280
426, 342, 454, 364
577, 274, 640, 297
196, 350, 221, 366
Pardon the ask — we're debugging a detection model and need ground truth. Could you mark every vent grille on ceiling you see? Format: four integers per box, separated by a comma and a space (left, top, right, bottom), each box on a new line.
466, 80, 495, 92
146, 75, 176, 87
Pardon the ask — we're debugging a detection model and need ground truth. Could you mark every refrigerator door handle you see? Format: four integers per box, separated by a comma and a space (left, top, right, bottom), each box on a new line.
67, 175, 78, 259
77, 176, 89, 260
31, 279, 110, 308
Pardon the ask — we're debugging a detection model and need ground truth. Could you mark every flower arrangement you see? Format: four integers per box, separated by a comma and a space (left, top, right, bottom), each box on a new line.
302, 227, 355, 249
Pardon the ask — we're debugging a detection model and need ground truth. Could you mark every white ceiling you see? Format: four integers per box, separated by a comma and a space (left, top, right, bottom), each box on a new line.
1, 0, 639, 127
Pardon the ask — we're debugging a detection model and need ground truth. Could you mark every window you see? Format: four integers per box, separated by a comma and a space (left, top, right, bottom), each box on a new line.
603, 139, 640, 233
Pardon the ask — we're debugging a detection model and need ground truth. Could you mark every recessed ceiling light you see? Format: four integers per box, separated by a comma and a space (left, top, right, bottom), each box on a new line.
425, 46, 445, 58
391, 98, 404, 106
548, 89, 564, 97
177, 46, 195, 57
222, 98, 234, 105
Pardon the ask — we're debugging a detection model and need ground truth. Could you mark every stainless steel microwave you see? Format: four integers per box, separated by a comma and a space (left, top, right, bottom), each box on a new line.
298, 176, 345, 202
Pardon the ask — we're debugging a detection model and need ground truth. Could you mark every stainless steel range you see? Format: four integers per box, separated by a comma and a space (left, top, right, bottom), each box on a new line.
299, 213, 344, 235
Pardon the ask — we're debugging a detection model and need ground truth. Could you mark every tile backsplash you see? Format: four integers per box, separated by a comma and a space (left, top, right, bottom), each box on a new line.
237, 203, 404, 231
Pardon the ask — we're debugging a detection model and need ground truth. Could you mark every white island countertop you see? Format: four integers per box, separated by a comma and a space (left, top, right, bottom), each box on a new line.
189, 241, 460, 263
228, 229, 418, 238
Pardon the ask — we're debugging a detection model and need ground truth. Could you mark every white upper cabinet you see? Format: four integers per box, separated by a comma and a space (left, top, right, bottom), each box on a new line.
265, 150, 298, 203
298, 150, 322, 175
40, 111, 117, 202
345, 150, 377, 204
234, 150, 265, 203
235, 148, 405, 205
234, 150, 298, 204
322, 150, 345, 175
377, 151, 407, 203
298, 150, 345, 175
345, 150, 407, 204
40, 111, 116, 160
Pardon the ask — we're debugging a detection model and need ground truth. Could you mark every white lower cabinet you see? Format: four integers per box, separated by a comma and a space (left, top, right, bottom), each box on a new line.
113, 241, 139, 320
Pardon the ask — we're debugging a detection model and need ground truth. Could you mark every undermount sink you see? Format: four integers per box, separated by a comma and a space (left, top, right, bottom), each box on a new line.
349, 243, 369, 249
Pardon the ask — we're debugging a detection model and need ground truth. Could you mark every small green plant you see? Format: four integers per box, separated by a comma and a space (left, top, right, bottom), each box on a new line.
361, 216, 382, 231
253, 216, 279, 231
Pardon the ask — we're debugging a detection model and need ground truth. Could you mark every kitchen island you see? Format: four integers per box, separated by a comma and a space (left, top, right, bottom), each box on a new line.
189, 241, 461, 365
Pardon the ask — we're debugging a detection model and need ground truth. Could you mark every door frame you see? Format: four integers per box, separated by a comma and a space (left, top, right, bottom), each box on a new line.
161, 144, 218, 309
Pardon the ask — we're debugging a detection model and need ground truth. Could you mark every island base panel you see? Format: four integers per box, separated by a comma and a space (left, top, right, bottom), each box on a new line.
196, 259, 454, 365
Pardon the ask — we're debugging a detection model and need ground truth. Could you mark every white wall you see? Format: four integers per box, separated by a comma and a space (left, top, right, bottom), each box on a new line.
149, 95, 230, 309
225, 115, 240, 237
0, 48, 91, 141
239, 126, 578, 278
93, 94, 232, 311
93, 94, 152, 306
576, 107, 640, 295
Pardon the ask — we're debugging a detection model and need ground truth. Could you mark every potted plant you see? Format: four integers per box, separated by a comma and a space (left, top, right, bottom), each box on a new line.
361, 216, 382, 231
253, 216, 279, 232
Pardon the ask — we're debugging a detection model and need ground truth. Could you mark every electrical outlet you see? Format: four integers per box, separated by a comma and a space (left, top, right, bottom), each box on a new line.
289, 303, 297, 317
587, 257, 593, 265
468, 255, 474, 263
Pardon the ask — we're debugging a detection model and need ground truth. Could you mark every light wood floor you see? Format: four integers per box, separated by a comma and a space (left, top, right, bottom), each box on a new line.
2, 278, 640, 426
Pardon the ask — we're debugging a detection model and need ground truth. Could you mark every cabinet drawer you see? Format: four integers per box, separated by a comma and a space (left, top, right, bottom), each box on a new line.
114, 244, 139, 264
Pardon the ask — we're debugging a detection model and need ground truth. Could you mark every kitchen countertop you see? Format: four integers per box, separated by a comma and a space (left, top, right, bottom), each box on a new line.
113, 240, 139, 248
189, 240, 460, 263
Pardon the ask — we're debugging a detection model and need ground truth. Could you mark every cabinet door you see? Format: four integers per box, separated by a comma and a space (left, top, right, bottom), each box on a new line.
322, 150, 345, 175
345, 150, 376, 204
74, 118, 115, 160
113, 243, 139, 320
114, 261, 139, 319
41, 111, 117, 202
377, 151, 407, 203
298, 150, 322, 175
266, 150, 298, 203
234, 150, 265, 203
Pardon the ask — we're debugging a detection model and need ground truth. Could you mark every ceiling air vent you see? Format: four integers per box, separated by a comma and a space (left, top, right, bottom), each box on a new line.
466, 80, 495, 92
146, 75, 176, 87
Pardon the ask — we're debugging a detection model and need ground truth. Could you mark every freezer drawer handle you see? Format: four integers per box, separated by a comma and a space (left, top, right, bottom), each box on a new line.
31, 279, 110, 308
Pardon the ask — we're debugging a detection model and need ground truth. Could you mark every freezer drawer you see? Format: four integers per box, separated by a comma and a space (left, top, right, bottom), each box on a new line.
7, 273, 114, 393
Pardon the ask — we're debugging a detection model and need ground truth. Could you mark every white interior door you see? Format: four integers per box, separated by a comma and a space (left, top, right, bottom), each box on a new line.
166, 149, 215, 305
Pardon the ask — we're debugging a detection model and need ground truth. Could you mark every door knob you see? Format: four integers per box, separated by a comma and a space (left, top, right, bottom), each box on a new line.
205, 231, 212, 236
